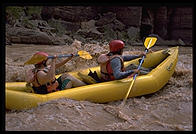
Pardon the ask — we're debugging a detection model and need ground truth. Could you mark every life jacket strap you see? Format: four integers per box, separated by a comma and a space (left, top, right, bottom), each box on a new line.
101, 71, 113, 76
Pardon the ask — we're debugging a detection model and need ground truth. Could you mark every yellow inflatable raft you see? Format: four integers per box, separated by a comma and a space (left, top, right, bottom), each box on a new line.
6, 47, 178, 110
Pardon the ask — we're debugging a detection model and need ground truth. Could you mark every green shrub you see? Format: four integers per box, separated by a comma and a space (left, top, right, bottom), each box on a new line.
26, 6, 42, 17
6, 6, 24, 20
6, 6, 43, 20
48, 20, 66, 36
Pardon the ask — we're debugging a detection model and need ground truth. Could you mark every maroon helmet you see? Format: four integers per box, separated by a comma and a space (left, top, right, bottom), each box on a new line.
109, 40, 125, 52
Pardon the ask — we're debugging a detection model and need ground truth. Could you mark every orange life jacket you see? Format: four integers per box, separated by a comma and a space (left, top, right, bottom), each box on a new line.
98, 54, 125, 81
26, 67, 59, 94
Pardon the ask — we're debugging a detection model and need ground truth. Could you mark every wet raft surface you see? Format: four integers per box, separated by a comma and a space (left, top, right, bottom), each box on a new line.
6, 43, 192, 131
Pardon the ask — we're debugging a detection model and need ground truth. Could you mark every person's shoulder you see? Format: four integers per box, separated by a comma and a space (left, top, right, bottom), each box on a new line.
110, 56, 122, 62
110, 55, 123, 60
98, 54, 109, 64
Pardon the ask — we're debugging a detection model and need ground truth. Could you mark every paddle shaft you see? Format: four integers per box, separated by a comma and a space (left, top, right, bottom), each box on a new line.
120, 38, 154, 107
133, 38, 152, 79
133, 49, 148, 79
121, 49, 148, 106
47, 54, 79, 59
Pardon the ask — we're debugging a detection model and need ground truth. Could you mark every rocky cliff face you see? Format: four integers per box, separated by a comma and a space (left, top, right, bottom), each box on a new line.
6, 6, 192, 46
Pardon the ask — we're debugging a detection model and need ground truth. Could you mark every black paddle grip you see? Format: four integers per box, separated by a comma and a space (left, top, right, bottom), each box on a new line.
145, 48, 149, 52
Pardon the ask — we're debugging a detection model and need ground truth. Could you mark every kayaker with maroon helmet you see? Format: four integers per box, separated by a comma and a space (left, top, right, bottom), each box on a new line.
25, 51, 86, 94
97, 40, 150, 81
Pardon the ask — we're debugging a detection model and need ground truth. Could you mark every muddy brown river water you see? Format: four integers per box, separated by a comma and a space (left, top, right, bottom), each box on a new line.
5, 42, 192, 131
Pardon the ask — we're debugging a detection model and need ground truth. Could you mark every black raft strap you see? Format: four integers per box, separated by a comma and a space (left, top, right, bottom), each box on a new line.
88, 69, 101, 82
138, 58, 144, 64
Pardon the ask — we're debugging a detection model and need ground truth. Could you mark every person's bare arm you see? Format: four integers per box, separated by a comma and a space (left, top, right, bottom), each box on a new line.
36, 59, 56, 85
55, 54, 73, 69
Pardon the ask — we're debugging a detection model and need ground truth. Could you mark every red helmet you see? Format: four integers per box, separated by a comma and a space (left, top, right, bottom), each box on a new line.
34, 51, 48, 57
34, 52, 48, 65
109, 40, 125, 52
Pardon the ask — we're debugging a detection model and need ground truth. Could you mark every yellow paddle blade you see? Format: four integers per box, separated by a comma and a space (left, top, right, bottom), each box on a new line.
78, 51, 92, 59
24, 54, 47, 65
144, 37, 157, 49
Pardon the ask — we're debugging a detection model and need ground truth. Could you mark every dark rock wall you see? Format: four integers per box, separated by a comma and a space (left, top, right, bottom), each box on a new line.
41, 6, 98, 22
168, 7, 192, 43
41, 6, 192, 44
107, 7, 142, 27
6, 6, 192, 45
154, 7, 168, 39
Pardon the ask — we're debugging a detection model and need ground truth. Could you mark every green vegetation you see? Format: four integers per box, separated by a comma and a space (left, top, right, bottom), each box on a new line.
26, 6, 42, 17
48, 20, 67, 36
6, 6, 42, 20
6, 6, 43, 29
6, 6, 24, 20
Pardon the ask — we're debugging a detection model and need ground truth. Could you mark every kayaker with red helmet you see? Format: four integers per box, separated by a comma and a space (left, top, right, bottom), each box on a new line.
25, 52, 86, 94
98, 40, 150, 81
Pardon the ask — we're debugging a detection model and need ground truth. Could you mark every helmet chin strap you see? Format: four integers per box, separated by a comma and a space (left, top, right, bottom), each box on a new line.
43, 60, 47, 67
119, 48, 124, 55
